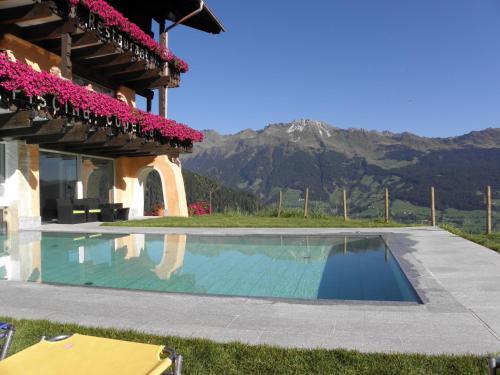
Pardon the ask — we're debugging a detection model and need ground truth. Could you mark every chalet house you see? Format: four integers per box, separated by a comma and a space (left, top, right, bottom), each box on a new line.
0, 0, 223, 230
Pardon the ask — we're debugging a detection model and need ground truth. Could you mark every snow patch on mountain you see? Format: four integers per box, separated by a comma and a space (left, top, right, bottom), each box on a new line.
286, 119, 332, 138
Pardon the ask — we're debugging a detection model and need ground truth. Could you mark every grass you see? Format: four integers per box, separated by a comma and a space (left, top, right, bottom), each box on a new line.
441, 224, 500, 253
104, 213, 411, 228
1, 317, 488, 375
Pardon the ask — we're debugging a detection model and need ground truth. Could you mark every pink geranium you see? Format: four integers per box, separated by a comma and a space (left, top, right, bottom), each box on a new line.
188, 201, 211, 216
69, 0, 189, 73
0, 55, 203, 143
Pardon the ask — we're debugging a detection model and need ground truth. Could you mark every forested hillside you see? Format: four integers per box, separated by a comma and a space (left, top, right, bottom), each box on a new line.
182, 169, 260, 213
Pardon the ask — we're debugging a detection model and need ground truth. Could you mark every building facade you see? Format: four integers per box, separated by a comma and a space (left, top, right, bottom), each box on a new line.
0, 0, 223, 230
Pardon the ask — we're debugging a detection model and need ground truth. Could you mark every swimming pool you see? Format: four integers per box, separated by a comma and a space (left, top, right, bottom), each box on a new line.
0, 232, 420, 303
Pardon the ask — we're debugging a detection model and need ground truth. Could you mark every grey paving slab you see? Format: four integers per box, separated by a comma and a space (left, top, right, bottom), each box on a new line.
2, 226, 500, 354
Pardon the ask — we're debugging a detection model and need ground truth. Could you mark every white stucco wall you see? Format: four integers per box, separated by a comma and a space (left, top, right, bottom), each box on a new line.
0, 141, 41, 231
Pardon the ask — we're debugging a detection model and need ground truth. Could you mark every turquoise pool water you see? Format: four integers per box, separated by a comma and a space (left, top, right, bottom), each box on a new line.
0, 232, 420, 302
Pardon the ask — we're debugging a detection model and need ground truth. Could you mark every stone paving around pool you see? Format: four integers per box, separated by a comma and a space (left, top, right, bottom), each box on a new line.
1, 225, 500, 355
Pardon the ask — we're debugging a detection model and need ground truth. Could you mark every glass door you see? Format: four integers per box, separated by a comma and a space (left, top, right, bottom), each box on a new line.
81, 157, 114, 203
39, 152, 78, 221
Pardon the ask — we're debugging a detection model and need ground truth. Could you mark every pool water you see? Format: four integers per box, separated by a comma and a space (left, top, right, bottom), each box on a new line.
0, 232, 420, 302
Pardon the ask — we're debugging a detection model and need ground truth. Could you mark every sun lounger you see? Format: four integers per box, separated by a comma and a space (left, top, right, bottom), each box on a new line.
0, 325, 182, 375
0, 323, 14, 360
489, 357, 500, 375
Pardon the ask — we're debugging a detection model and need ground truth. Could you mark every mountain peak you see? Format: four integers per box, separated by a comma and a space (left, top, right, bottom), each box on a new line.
286, 119, 332, 138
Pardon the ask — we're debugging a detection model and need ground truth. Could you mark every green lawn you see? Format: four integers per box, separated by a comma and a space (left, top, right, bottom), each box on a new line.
1, 318, 488, 375
104, 214, 409, 228
441, 224, 500, 252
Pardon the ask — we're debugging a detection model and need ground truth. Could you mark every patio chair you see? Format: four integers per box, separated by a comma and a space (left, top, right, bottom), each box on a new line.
0, 323, 183, 375
81, 198, 101, 222
116, 207, 130, 221
56, 199, 86, 224
99, 203, 129, 222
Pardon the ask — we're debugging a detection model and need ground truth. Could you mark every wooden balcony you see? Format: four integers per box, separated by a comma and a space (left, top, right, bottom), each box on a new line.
0, 0, 181, 92
0, 87, 193, 158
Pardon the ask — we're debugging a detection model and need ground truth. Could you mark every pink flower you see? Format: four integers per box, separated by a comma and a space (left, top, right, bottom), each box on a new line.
0, 55, 203, 143
70, 0, 189, 73
188, 201, 211, 216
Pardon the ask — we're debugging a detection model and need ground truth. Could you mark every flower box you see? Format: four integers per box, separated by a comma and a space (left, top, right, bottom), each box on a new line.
0, 54, 203, 144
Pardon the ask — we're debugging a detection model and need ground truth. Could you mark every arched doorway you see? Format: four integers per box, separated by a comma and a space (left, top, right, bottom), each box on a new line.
114, 156, 188, 218
131, 167, 167, 217
144, 169, 165, 216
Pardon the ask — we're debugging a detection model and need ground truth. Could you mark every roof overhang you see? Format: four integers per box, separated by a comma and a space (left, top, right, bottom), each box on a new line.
107, 0, 225, 34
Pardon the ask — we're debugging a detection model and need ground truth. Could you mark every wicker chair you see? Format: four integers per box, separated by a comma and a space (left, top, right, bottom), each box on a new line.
56, 199, 86, 224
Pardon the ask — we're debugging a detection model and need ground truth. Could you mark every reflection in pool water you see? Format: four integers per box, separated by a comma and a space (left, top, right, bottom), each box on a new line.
0, 232, 420, 302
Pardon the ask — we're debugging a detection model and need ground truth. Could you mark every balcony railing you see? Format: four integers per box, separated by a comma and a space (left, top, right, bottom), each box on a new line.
0, 0, 186, 91
0, 54, 202, 157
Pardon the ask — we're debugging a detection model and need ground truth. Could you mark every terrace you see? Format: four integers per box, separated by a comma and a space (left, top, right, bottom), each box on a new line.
2, 224, 500, 357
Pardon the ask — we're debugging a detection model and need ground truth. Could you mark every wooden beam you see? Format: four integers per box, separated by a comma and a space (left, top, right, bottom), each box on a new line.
0, 0, 37, 11
60, 32, 72, 79
0, 3, 55, 25
0, 120, 49, 138
100, 61, 147, 77
44, 128, 108, 149
71, 30, 101, 49
51, 122, 88, 144
0, 111, 31, 129
72, 43, 118, 60
111, 69, 160, 83
72, 64, 119, 90
79, 129, 109, 145
97, 137, 145, 154
128, 76, 170, 90
22, 19, 76, 42
91, 52, 134, 69
23, 119, 67, 143
159, 19, 167, 118
78, 133, 131, 150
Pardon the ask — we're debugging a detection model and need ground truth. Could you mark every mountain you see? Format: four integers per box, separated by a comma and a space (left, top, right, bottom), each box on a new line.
182, 120, 500, 231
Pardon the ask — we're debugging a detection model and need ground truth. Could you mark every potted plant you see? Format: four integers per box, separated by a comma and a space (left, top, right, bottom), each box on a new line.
153, 203, 165, 217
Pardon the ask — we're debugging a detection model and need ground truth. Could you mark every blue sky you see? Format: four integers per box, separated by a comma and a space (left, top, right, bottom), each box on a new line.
138, 0, 500, 137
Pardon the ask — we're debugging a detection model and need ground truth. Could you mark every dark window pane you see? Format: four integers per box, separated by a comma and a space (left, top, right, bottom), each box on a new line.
40, 152, 77, 221
82, 157, 114, 203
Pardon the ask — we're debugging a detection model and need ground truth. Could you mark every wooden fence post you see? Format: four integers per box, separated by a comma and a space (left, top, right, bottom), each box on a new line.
384, 188, 390, 223
277, 190, 283, 218
304, 187, 309, 218
431, 186, 436, 227
486, 185, 492, 235
343, 189, 348, 221
209, 191, 213, 215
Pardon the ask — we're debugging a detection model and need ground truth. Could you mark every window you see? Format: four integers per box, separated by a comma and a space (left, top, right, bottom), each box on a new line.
39, 152, 78, 221
82, 157, 114, 204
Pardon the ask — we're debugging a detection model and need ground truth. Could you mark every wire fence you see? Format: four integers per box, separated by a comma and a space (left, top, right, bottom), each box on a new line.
265, 186, 499, 234
191, 182, 499, 234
